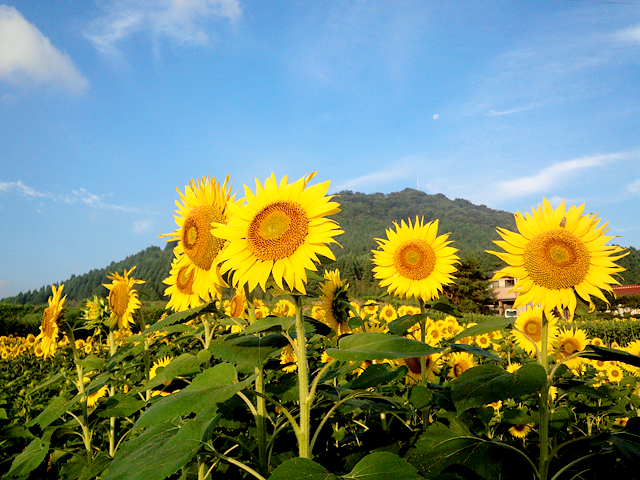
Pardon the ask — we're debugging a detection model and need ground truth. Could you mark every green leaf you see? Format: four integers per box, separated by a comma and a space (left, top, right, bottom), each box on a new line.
450, 363, 546, 414
449, 318, 514, 343
387, 314, 429, 336
409, 418, 500, 479
137, 301, 219, 339
409, 385, 433, 410
6, 429, 54, 478
578, 345, 640, 368
28, 371, 65, 394
209, 333, 289, 370
76, 354, 105, 370
96, 395, 146, 418
343, 363, 407, 390
447, 343, 503, 362
343, 452, 421, 480
136, 352, 207, 393
429, 302, 462, 317
104, 420, 202, 480
502, 408, 534, 425
268, 457, 339, 480
326, 332, 443, 362
26, 394, 80, 429
134, 363, 253, 428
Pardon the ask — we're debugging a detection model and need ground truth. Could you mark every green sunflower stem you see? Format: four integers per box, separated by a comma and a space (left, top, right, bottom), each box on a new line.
244, 285, 268, 475
538, 317, 551, 480
293, 294, 312, 459
135, 309, 151, 401
418, 298, 427, 386
108, 330, 117, 457
66, 326, 93, 462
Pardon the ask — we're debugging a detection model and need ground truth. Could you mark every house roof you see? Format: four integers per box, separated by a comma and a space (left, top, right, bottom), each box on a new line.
612, 284, 640, 297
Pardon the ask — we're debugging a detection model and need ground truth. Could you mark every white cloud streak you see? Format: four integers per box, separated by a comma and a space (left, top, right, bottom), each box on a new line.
0, 180, 139, 212
85, 0, 242, 58
0, 5, 88, 93
626, 178, 640, 193
332, 166, 411, 193
495, 152, 634, 199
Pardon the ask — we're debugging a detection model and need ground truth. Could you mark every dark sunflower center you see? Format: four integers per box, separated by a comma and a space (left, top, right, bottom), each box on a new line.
109, 283, 129, 317
247, 201, 309, 261
229, 295, 245, 318
561, 338, 581, 356
182, 205, 224, 270
453, 362, 466, 377
523, 228, 591, 290
393, 239, 436, 280
524, 318, 541, 342
176, 266, 195, 294
42, 306, 57, 337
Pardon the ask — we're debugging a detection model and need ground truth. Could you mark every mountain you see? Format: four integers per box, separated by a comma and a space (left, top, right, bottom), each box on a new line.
5, 188, 639, 304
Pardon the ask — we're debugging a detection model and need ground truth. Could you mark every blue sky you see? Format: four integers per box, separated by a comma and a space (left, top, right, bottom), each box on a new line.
1, 0, 640, 299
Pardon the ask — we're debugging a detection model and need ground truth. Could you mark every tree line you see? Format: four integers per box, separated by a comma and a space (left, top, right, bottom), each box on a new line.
4, 188, 640, 308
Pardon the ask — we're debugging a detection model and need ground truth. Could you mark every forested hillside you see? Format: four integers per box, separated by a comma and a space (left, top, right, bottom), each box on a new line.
5, 189, 640, 304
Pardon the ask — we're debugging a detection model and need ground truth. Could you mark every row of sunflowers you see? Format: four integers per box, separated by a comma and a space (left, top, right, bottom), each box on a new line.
2, 171, 638, 480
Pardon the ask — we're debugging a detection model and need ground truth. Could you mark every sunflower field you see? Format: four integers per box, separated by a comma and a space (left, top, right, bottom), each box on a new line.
2, 173, 640, 480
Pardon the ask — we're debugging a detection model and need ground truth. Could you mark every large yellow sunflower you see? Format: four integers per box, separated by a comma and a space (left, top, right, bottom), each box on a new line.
320, 269, 351, 335
103, 267, 145, 331
212, 172, 343, 294
161, 175, 236, 301
35, 284, 66, 359
447, 352, 477, 379
488, 198, 626, 319
372, 218, 459, 302
512, 305, 558, 357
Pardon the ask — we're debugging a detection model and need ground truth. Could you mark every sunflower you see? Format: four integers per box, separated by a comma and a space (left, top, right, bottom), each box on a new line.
447, 352, 477, 379
606, 363, 624, 383
475, 334, 493, 350
273, 299, 296, 317
488, 198, 627, 319
512, 306, 558, 357
320, 269, 351, 335
103, 267, 145, 331
280, 341, 298, 373
506, 362, 521, 373
86, 385, 109, 408
163, 252, 202, 312
509, 423, 533, 438
35, 284, 66, 359
212, 172, 343, 294
372, 217, 459, 302
361, 302, 379, 319
403, 353, 442, 383
553, 327, 588, 370
311, 305, 325, 320
161, 175, 235, 301
378, 305, 398, 322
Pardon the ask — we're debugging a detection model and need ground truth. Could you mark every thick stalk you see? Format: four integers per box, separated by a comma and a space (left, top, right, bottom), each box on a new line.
538, 318, 550, 480
293, 294, 311, 458
108, 330, 117, 457
418, 298, 427, 385
67, 327, 93, 462
244, 285, 268, 476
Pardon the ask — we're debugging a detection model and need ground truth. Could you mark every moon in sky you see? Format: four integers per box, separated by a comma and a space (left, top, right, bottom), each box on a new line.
433, 114, 440, 120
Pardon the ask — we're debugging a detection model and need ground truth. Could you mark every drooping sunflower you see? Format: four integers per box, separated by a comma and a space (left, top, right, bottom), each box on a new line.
488, 198, 627, 319
212, 172, 343, 294
320, 269, 351, 335
103, 267, 145, 331
447, 352, 477, 379
553, 327, 589, 370
512, 306, 559, 357
163, 252, 202, 312
509, 423, 533, 439
372, 218, 459, 303
161, 175, 236, 301
35, 284, 67, 359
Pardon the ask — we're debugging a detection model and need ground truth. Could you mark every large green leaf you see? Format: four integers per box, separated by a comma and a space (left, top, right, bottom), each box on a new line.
450, 363, 546, 414
104, 420, 202, 480
136, 301, 219, 339
5, 429, 54, 479
578, 345, 640, 368
134, 363, 253, 428
26, 394, 80, 429
326, 332, 443, 362
135, 352, 208, 393
387, 314, 429, 336
343, 363, 407, 390
449, 318, 514, 343
208, 333, 289, 369
342, 452, 421, 480
447, 343, 503, 362
96, 394, 147, 418
409, 418, 500, 479
268, 458, 339, 480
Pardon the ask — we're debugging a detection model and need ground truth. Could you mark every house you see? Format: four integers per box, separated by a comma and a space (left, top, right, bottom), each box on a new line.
487, 274, 530, 315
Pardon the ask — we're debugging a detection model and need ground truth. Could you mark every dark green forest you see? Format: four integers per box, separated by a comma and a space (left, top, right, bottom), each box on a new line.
5, 188, 640, 305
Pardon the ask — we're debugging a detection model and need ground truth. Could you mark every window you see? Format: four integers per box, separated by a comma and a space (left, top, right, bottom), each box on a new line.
504, 279, 515, 287
492, 281, 500, 289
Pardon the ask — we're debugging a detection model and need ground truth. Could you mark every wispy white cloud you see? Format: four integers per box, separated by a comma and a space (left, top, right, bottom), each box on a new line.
626, 178, 640, 193
132, 219, 153, 235
486, 104, 539, 116
613, 24, 640, 44
495, 152, 634, 199
332, 163, 414, 193
0, 5, 88, 93
85, 0, 242, 59
0, 180, 139, 213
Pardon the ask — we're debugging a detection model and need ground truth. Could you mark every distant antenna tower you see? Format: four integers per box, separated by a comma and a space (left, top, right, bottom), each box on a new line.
417, 173, 420, 191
